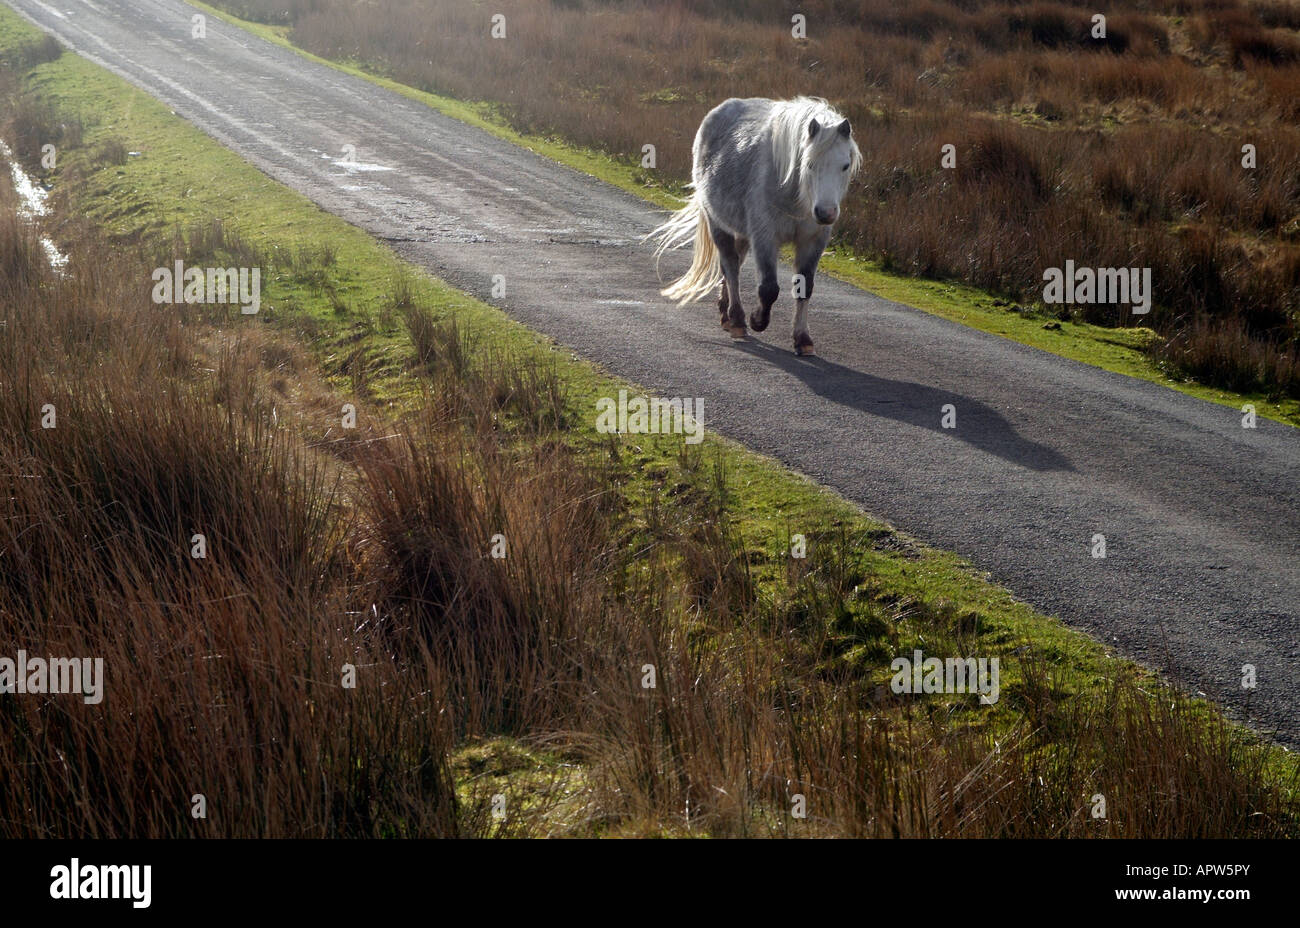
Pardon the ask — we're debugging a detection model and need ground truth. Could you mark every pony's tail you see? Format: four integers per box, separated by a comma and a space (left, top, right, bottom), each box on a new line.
647, 192, 720, 304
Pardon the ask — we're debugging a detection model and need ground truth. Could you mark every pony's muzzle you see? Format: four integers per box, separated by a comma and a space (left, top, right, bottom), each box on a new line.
814, 205, 839, 225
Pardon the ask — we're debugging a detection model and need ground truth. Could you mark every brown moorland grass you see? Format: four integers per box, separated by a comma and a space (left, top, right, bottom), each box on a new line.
2, 49, 1298, 837
215, 0, 1300, 399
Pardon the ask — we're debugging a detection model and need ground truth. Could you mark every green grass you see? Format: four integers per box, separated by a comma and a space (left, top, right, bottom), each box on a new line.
188, 0, 1300, 428
3, 5, 1297, 811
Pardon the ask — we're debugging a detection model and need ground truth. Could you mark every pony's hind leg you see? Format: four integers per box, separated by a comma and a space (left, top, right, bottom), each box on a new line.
711, 225, 747, 338
748, 236, 778, 333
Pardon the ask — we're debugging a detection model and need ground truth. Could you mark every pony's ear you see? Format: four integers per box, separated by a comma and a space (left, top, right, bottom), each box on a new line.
807, 118, 821, 140
837, 118, 851, 138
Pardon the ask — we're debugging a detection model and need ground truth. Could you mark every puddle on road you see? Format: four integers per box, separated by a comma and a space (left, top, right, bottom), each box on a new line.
1, 140, 69, 271
314, 150, 395, 174
331, 161, 394, 173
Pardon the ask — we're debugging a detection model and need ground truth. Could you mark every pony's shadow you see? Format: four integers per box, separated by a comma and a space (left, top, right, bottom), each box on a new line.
730, 339, 1073, 473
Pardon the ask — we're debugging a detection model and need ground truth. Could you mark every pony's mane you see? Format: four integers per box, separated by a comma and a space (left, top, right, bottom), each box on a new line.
768, 96, 862, 206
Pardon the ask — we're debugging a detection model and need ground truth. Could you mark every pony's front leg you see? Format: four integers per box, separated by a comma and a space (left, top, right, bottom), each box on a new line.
791, 230, 829, 356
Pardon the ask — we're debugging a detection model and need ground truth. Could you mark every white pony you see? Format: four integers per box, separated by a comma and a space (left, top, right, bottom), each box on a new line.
651, 97, 861, 355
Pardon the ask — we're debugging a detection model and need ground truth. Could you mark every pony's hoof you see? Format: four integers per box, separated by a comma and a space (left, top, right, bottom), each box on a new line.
748, 311, 770, 332
725, 324, 748, 339
794, 340, 815, 356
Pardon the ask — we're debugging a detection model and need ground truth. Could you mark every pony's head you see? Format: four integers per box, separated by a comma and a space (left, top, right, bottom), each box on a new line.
773, 98, 862, 225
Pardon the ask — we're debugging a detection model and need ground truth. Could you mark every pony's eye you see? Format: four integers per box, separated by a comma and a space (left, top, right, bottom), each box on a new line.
841, 163, 851, 171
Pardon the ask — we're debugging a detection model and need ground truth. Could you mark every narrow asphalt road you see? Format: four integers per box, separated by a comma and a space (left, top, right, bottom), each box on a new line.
9, 0, 1299, 741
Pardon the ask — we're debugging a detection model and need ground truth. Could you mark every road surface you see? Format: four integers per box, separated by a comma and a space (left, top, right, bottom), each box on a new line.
8, 0, 1299, 741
